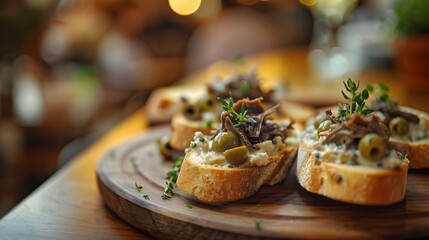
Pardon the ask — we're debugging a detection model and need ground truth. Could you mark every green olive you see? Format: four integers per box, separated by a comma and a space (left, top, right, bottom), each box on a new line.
197, 94, 216, 112
389, 117, 409, 136
358, 133, 386, 161
317, 120, 332, 137
182, 103, 201, 120
224, 146, 248, 165
211, 131, 240, 152
157, 135, 174, 158
313, 113, 328, 128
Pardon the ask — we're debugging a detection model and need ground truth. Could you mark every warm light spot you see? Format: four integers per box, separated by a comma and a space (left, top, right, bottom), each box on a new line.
169, 0, 201, 16
299, 0, 316, 6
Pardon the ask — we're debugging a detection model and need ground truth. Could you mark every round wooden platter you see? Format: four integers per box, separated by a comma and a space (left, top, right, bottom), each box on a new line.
96, 126, 429, 240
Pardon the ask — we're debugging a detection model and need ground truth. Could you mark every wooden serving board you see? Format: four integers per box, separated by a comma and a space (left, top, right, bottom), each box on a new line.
96, 126, 429, 239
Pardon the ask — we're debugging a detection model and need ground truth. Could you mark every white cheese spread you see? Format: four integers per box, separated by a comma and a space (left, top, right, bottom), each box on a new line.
189, 132, 290, 168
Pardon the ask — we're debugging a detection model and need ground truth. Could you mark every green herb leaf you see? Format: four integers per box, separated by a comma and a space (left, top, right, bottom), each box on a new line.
206, 119, 213, 128
187, 205, 193, 209
409, 136, 413, 142
161, 194, 171, 199
362, 89, 369, 99
135, 182, 143, 191
234, 53, 243, 64
254, 219, 262, 228
339, 78, 374, 118
341, 91, 350, 100
217, 95, 250, 125
130, 157, 137, 168
191, 142, 197, 148
399, 152, 408, 160
143, 195, 149, 200
378, 82, 389, 91
239, 83, 250, 93
246, 118, 257, 124
257, 204, 262, 207
361, 109, 375, 115
162, 156, 184, 199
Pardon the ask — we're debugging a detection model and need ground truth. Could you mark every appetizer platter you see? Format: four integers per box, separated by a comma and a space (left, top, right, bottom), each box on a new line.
97, 77, 429, 239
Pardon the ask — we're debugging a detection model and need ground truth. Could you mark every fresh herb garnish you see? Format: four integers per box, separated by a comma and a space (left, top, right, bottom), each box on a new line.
198, 138, 205, 142
130, 157, 137, 168
335, 142, 341, 148
239, 83, 250, 93
143, 195, 149, 200
217, 94, 255, 125
162, 156, 184, 199
161, 194, 171, 199
187, 205, 193, 209
234, 53, 243, 64
135, 182, 143, 191
191, 142, 197, 148
409, 136, 413, 142
368, 82, 393, 107
257, 204, 262, 207
399, 152, 408, 160
337, 78, 374, 120
254, 219, 262, 228
206, 118, 213, 128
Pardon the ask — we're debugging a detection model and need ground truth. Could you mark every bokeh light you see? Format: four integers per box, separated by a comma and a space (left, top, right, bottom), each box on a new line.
299, 0, 316, 7
169, 0, 201, 16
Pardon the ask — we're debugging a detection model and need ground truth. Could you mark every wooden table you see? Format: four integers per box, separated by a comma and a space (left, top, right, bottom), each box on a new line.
0, 110, 154, 239
1, 48, 428, 239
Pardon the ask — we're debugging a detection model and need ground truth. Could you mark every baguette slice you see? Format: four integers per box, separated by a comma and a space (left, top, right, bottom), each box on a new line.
390, 106, 429, 169
169, 114, 216, 151
177, 146, 298, 202
296, 142, 409, 206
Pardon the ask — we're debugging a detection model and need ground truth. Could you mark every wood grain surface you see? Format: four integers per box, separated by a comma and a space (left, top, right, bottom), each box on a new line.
0, 110, 154, 240
97, 126, 429, 240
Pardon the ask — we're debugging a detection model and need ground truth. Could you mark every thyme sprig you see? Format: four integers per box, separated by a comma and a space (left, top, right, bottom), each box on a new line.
217, 94, 256, 125
337, 78, 374, 120
367, 82, 393, 107
135, 182, 142, 191
162, 156, 184, 199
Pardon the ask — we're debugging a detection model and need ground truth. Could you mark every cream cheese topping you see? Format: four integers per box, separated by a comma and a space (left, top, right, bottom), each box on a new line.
190, 132, 289, 168
302, 116, 406, 170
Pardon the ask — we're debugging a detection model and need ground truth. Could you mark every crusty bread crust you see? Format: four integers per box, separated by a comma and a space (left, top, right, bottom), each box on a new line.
177, 147, 298, 202
391, 141, 429, 169
296, 143, 409, 206
390, 106, 429, 169
169, 114, 215, 151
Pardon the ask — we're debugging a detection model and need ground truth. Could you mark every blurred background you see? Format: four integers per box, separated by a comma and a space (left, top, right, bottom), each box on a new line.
0, 0, 428, 217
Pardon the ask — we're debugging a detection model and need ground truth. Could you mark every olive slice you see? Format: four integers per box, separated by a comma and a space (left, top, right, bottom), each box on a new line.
224, 146, 248, 165
389, 117, 409, 136
313, 112, 328, 128
158, 135, 174, 158
358, 133, 386, 161
182, 103, 201, 120
211, 132, 240, 152
317, 120, 332, 138
197, 94, 216, 112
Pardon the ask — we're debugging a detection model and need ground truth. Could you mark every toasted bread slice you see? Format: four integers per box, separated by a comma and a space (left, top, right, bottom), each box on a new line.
177, 146, 298, 202
169, 114, 216, 151
296, 142, 409, 206
389, 106, 429, 169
